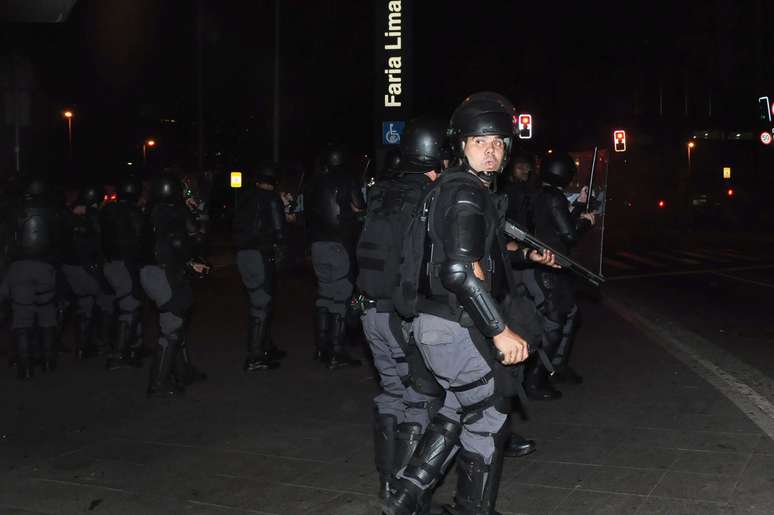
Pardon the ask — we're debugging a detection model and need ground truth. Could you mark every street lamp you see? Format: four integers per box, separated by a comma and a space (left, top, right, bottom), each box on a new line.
687, 141, 695, 174
63, 110, 74, 160
142, 138, 156, 166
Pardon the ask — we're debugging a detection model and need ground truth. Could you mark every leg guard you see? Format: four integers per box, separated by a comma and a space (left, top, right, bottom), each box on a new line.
314, 307, 330, 362
374, 413, 398, 500
327, 312, 361, 370
14, 328, 33, 380
524, 318, 563, 401
75, 315, 95, 360
383, 415, 462, 515
147, 333, 182, 398
244, 316, 279, 372
39, 327, 57, 373
178, 327, 207, 385
444, 427, 508, 515
106, 320, 132, 371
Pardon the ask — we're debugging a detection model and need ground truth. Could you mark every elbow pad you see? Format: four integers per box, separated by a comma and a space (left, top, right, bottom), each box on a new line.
440, 260, 506, 337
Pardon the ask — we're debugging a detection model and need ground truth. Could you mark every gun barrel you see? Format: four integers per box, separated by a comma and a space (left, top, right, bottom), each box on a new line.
503, 219, 605, 286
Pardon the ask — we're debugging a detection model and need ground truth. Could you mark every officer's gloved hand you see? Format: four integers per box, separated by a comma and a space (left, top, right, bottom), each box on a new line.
187, 259, 211, 279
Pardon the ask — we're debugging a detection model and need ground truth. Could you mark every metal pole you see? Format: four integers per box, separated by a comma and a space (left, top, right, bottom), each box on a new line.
586, 146, 598, 212
197, 0, 205, 174
273, 0, 280, 162
67, 117, 73, 161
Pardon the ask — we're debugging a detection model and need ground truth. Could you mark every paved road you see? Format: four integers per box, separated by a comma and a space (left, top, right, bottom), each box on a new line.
1, 255, 773, 514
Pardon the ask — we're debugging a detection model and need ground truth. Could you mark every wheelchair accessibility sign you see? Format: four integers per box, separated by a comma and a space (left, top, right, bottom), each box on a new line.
382, 121, 405, 145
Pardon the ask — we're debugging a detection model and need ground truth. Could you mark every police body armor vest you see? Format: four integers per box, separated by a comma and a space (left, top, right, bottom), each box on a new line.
144, 203, 192, 268
11, 202, 59, 261
306, 173, 359, 244
63, 207, 102, 266
101, 201, 144, 262
419, 172, 510, 322
233, 188, 282, 250
356, 173, 428, 305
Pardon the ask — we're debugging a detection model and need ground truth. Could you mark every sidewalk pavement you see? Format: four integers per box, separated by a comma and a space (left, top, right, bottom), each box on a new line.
0, 265, 772, 514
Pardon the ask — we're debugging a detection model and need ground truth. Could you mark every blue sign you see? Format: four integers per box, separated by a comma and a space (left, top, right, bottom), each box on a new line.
382, 121, 405, 145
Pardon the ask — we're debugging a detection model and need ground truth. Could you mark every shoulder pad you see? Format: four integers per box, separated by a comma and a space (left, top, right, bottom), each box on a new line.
449, 184, 486, 212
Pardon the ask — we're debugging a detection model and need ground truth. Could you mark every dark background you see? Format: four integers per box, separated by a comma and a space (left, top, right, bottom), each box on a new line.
1, 0, 772, 183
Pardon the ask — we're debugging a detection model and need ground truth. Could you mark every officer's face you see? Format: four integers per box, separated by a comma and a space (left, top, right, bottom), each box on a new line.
512, 163, 531, 182
464, 136, 505, 173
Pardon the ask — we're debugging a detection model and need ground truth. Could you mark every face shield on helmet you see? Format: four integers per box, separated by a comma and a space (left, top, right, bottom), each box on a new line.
448, 92, 516, 186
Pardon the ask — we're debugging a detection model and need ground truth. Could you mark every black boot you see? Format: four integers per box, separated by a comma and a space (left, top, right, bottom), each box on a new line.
327, 312, 361, 370
106, 319, 132, 371
313, 307, 330, 363
14, 329, 34, 380
244, 316, 279, 372
503, 433, 536, 458
39, 327, 57, 373
383, 415, 462, 515
75, 316, 95, 359
147, 338, 182, 398
374, 413, 398, 500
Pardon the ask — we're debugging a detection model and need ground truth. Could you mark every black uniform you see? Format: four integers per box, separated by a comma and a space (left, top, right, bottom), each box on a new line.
62, 190, 114, 359
523, 154, 591, 399
233, 175, 287, 371
7, 180, 62, 379
306, 147, 365, 369
101, 186, 146, 369
141, 174, 206, 398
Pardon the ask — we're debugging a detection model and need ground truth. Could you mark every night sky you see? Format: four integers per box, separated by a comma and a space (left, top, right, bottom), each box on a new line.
2, 0, 772, 177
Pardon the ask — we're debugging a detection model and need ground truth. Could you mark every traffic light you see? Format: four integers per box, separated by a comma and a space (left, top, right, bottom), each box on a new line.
759, 96, 772, 123
613, 130, 626, 152
517, 113, 532, 139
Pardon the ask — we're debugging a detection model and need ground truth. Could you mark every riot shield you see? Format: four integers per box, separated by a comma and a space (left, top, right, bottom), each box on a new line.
566, 148, 609, 277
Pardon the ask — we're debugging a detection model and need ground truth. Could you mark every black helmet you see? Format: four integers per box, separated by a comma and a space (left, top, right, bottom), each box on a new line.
320, 143, 348, 174
24, 177, 49, 198
118, 176, 142, 202
540, 153, 577, 188
382, 147, 402, 175
448, 92, 516, 180
400, 115, 447, 173
511, 152, 536, 168
254, 162, 278, 185
79, 184, 104, 206
151, 173, 182, 203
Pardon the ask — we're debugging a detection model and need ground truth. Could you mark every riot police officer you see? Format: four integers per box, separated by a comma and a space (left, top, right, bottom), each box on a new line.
7, 178, 63, 379
141, 173, 209, 398
233, 163, 288, 372
385, 92, 530, 515
62, 184, 114, 359
306, 144, 365, 369
101, 176, 146, 369
523, 153, 595, 400
356, 116, 446, 502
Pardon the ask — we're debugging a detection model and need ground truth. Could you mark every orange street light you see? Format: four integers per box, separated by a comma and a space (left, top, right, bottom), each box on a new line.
143, 139, 157, 165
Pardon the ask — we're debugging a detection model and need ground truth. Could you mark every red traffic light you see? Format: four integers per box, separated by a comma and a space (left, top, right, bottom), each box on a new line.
613, 130, 627, 152
658, 200, 665, 208
517, 113, 532, 140
727, 188, 734, 197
